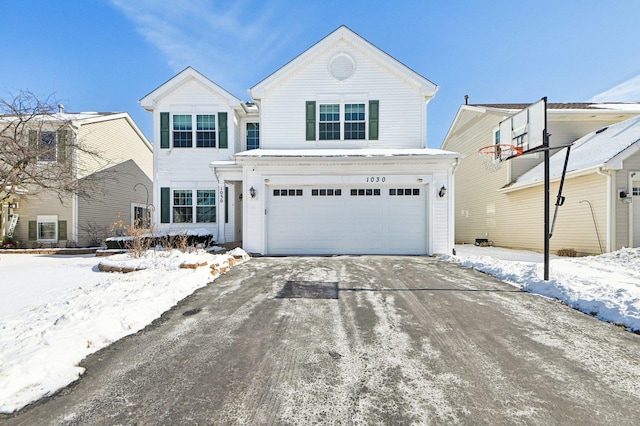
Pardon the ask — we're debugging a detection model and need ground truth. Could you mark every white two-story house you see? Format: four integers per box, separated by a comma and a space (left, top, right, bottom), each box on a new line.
140, 26, 461, 255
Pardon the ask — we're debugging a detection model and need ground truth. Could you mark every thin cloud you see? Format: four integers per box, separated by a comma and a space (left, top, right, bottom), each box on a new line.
590, 74, 640, 102
109, 0, 303, 97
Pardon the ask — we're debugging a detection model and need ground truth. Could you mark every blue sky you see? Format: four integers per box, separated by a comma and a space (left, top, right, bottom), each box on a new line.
2, 0, 639, 148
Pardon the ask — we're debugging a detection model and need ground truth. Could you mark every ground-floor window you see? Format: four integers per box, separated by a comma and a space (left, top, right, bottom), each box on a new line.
170, 189, 216, 224
132, 204, 151, 228
196, 190, 216, 223
37, 215, 58, 241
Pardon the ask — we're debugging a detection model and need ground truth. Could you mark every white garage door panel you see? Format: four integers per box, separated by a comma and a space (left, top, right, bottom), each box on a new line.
267, 186, 427, 254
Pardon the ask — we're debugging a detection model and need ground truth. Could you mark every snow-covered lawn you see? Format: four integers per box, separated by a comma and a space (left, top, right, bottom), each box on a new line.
1, 245, 639, 414
443, 244, 640, 333
0, 248, 249, 413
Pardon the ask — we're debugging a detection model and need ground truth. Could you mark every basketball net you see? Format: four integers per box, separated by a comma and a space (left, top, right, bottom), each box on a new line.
478, 144, 523, 172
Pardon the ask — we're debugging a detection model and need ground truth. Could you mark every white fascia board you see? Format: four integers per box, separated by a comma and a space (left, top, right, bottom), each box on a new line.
76, 113, 152, 152
605, 142, 640, 170
441, 105, 490, 149
139, 66, 243, 110
250, 26, 437, 100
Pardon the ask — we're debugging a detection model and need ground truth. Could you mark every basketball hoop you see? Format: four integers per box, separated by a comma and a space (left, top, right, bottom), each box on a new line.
478, 144, 523, 172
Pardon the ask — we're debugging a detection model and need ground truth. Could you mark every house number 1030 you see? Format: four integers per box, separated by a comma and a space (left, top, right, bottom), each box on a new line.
366, 176, 386, 183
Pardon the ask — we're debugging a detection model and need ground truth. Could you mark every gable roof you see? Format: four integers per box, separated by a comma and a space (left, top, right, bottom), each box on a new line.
250, 25, 437, 100
139, 66, 242, 110
506, 115, 640, 190
441, 102, 640, 149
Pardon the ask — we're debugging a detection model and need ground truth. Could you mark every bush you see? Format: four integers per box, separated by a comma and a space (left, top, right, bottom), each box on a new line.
557, 248, 578, 257
1, 236, 18, 249
105, 224, 215, 254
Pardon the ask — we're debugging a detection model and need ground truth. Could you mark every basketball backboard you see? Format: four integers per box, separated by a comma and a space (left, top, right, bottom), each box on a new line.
498, 98, 546, 157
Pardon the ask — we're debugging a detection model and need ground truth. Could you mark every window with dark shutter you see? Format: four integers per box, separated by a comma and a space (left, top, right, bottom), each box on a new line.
160, 187, 170, 223
160, 112, 170, 148
369, 100, 379, 140
306, 101, 316, 141
218, 112, 228, 148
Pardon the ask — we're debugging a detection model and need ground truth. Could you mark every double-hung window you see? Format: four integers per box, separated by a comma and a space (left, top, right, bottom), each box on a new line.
173, 115, 193, 148
196, 190, 216, 222
166, 189, 216, 224
37, 215, 58, 241
38, 131, 57, 161
169, 113, 221, 148
319, 104, 341, 140
344, 103, 365, 140
196, 115, 216, 147
172, 190, 193, 223
308, 101, 375, 141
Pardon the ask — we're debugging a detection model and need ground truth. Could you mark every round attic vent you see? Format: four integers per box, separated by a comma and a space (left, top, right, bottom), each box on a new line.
329, 53, 355, 81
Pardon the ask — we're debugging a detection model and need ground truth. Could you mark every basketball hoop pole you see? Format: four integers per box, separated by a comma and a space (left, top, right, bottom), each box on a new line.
543, 97, 550, 281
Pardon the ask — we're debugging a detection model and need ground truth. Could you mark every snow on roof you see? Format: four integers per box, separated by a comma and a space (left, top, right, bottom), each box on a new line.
234, 148, 461, 159
470, 102, 640, 112
510, 115, 640, 188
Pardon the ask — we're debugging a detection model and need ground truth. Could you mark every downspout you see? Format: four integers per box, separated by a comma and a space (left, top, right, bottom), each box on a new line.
449, 157, 463, 254
596, 167, 612, 252
72, 124, 80, 245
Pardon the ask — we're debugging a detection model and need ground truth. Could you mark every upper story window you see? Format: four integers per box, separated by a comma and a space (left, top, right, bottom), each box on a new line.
246, 123, 260, 150
319, 104, 340, 140
306, 100, 378, 142
197, 115, 216, 147
173, 115, 193, 148
38, 131, 57, 161
160, 112, 228, 149
344, 104, 365, 140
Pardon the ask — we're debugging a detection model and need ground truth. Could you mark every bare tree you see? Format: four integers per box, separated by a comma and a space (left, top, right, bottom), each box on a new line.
0, 90, 110, 204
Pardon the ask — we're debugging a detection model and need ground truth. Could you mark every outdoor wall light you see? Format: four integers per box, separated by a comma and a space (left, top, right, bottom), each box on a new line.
249, 186, 256, 198
438, 185, 447, 198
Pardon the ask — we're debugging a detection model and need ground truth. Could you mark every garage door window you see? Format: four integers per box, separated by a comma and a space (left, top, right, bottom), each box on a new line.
390, 188, 420, 196
312, 189, 342, 196
273, 189, 303, 196
350, 188, 381, 196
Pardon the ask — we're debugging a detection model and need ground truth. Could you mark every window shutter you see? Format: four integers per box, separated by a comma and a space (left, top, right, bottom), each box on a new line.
369, 100, 379, 140
29, 221, 37, 240
58, 220, 67, 240
57, 129, 70, 165
306, 101, 316, 141
160, 112, 170, 149
29, 130, 38, 162
218, 112, 228, 149
161, 187, 170, 223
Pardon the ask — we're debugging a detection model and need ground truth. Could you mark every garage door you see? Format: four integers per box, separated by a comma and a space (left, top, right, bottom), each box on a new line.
266, 185, 427, 255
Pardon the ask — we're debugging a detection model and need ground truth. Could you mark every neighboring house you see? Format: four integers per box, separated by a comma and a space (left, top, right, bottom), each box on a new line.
0, 112, 153, 247
442, 102, 640, 254
140, 26, 462, 255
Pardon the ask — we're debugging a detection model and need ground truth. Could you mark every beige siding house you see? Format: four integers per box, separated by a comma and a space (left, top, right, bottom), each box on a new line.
1, 112, 152, 247
442, 103, 640, 255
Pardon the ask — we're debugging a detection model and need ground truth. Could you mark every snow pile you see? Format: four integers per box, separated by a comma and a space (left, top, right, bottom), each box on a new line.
443, 245, 640, 332
0, 248, 249, 413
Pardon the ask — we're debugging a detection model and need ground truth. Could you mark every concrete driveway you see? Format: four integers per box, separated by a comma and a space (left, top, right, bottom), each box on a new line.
3, 256, 640, 425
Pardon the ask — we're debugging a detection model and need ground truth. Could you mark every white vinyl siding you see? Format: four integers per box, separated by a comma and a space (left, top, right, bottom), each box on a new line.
257, 41, 426, 149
